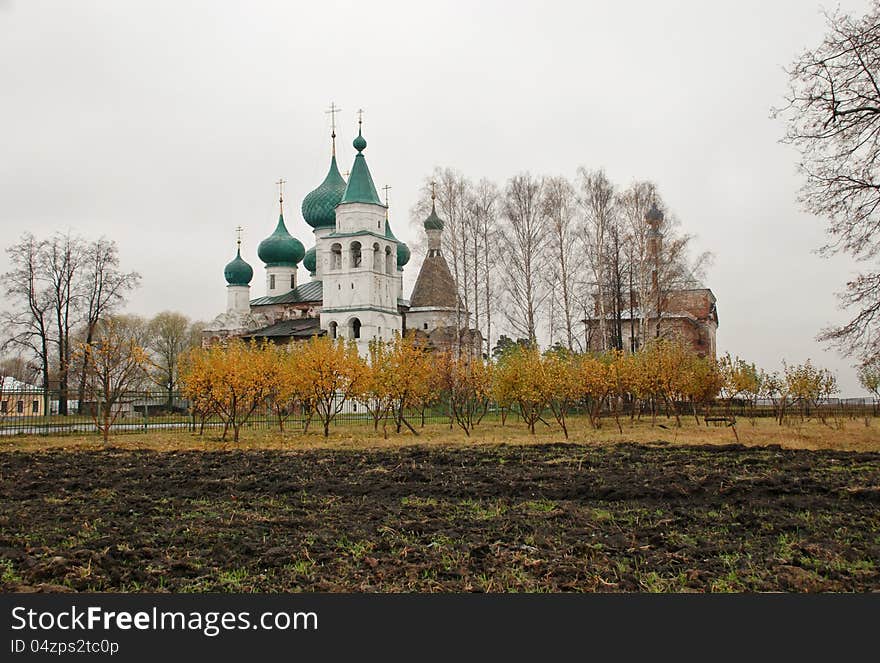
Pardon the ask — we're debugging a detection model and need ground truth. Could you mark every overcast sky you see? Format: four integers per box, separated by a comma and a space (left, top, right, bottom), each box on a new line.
0, 0, 873, 394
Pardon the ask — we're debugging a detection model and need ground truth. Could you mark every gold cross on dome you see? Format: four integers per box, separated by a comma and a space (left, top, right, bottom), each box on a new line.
382, 184, 391, 207
235, 225, 244, 247
357, 108, 364, 127
430, 180, 437, 200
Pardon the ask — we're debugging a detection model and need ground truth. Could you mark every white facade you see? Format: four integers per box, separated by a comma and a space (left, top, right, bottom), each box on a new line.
406, 307, 457, 333
226, 284, 250, 315
264, 265, 297, 297
318, 200, 403, 355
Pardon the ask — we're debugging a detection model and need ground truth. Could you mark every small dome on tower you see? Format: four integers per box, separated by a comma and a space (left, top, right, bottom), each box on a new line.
302, 157, 347, 229
258, 214, 305, 266
646, 203, 664, 224
303, 245, 316, 275
353, 130, 367, 152
424, 204, 444, 231
224, 247, 253, 286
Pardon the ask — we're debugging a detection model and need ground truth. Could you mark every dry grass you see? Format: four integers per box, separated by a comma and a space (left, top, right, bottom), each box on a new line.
2, 414, 880, 453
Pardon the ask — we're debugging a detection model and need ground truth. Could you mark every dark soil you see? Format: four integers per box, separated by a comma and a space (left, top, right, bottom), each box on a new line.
1, 443, 878, 592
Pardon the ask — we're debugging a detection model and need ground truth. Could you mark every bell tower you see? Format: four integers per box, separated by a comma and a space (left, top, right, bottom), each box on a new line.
318, 113, 404, 355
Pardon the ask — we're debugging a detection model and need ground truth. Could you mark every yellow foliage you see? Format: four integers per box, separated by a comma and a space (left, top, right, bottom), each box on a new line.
180, 339, 275, 442
75, 318, 151, 444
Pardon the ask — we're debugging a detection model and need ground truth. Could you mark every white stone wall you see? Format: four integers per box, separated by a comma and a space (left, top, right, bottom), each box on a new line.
406, 307, 458, 334
226, 285, 251, 315
312, 227, 332, 279
316, 200, 403, 356
335, 201, 387, 234
265, 265, 296, 297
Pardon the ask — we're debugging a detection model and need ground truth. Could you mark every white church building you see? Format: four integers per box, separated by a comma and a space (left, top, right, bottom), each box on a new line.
204, 115, 480, 355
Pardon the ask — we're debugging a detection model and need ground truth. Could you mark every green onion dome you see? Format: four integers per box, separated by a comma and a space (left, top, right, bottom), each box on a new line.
424, 202, 444, 231
302, 156, 347, 229
397, 241, 411, 269
353, 131, 367, 152
384, 219, 410, 269
258, 213, 305, 267
303, 245, 316, 275
224, 247, 253, 286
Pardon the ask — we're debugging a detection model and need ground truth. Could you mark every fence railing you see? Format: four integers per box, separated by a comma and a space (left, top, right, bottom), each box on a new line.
1, 391, 877, 437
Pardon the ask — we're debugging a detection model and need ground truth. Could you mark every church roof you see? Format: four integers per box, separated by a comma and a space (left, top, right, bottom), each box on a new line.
340, 128, 382, 205
250, 279, 323, 306
224, 247, 253, 286
409, 253, 460, 309
302, 156, 347, 229
240, 317, 323, 340
258, 212, 305, 267
424, 202, 444, 231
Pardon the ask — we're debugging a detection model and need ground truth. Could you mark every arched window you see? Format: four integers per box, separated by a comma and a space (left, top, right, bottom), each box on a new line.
385, 246, 393, 274
350, 241, 362, 268
331, 243, 342, 270
372, 243, 381, 271
350, 317, 361, 339
329, 321, 338, 339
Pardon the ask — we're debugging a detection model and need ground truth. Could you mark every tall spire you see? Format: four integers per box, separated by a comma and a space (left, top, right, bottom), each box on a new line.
326, 101, 341, 157
340, 110, 381, 205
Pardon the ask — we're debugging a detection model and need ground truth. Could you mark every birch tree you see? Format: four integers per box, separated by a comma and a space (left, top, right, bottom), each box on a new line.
578, 169, 617, 351
499, 173, 548, 345
543, 176, 581, 351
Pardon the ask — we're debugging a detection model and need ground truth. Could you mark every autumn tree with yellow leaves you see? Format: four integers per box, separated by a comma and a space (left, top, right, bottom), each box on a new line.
494, 346, 547, 435
181, 339, 275, 443
437, 351, 493, 436
295, 336, 364, 437
75, 317, 151, 444
543, 349, 583, 438
263, 342, 305, 433
358, 334, 432, 437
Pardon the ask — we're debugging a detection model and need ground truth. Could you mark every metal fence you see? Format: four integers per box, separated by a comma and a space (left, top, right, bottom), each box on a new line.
0, 390, 459, 437
1, 390, 877, 437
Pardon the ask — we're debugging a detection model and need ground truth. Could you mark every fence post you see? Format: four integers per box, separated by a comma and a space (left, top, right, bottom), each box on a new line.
143, 390, 149, 432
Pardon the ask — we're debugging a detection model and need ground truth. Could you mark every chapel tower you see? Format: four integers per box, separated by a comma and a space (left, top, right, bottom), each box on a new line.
316, 115, 408, 354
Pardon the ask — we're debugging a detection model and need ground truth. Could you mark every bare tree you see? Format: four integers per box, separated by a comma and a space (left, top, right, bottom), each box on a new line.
469, 178, 500, 357
775, 3, 880, 361
147, 311, 192, 409
43, 232, 83, 415
3, 234, 54, 406
577, 168, 617, 351
0, 354, 41, 385
74, 238, 141, 412
499, 173, 548, 345
543, 176, 581, 351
